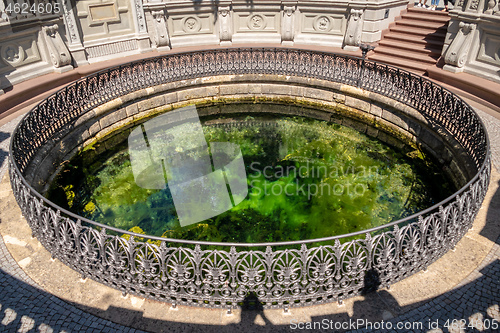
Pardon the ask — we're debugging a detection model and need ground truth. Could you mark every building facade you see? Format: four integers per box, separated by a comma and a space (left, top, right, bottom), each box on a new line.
1, 0, 499, 93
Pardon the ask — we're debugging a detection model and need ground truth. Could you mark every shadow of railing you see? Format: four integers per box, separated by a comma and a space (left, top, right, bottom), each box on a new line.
1, 256, 498, 332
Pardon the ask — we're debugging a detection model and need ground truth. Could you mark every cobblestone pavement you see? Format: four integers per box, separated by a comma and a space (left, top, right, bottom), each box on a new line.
0, 102, 499, 332
0, 235, 148, 333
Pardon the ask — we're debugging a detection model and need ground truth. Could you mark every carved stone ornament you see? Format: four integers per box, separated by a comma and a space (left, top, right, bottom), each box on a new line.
219, 6, 232, 43
248, 14, 266, 30
42, 24, 72, 68
183, 16, 201, 33
343, 9, 364, 48
485, 0, 498, 14
61, 0, 81, 44
281, 6, 295, 42
313, 16, 331, 32
134, 0, 147, 33
444, 22, 477, 68
1, 43, 24, 66
151, 10, 170, 48
468, 0, 480, 10
0, 1, 8, 24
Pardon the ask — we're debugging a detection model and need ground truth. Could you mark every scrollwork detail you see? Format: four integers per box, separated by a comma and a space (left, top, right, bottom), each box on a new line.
42, 24, 72, 68
444, 22, 477, 68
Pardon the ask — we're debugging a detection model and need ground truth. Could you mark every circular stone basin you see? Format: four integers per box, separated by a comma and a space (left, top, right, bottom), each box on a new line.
47, 103, 455, 243
10, 48, 490, 309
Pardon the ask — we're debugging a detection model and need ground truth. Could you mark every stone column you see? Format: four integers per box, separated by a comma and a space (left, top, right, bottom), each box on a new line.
42, 24, 73, 72
281, 5, 295, 45
219, 6, 232, 45
151, 9, 170, 50
61, 0, 87, 65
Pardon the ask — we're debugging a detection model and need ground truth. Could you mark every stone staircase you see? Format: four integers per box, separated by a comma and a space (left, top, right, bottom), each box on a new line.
368, 6, 450, 75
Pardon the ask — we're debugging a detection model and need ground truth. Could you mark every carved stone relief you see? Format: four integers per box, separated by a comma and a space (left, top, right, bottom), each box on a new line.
485, 0, 496, 14
134, 0, 147, 33
281, 6, 295, 42
248, 14, 266, 30
0, 1, 9, 24
1, 43, 24, 66
343, 9, 364, 48
169, 13, 213, 37
219, 6, 232, 43
42, 24, 72, 68
75, 0, 134, 42
314, 16, 331, 32
151, 9, 170, 48
86, 39, 138, 58
0, 36, 41, 71
183, 16, 201, 33
300, 13, 343, 35
444, 22, 477, 68
468, 0, 480, 10
62, 0, 82, 44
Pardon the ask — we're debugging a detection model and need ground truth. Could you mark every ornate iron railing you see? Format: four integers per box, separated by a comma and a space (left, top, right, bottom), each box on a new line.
9, 48, 490, 310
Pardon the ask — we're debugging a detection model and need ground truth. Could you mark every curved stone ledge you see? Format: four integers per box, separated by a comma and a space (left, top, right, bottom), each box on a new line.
29, 75, 473, 194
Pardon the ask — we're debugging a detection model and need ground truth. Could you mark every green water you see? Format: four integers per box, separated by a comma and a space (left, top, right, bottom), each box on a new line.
47, 105, 455, 243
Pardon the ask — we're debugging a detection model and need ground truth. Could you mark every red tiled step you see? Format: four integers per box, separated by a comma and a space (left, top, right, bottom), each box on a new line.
377, 39, 442, 56
407, 7, 450, 17
373, 46, 439, 64
382, 32, 447, 47
394, 18, 448, 30
401, 12, 451, 24
368, 54, 428, 75
389, 25, 447, 38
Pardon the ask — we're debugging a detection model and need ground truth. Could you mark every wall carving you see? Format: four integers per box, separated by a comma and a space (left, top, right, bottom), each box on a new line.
248, 14, 266, 30
485, 0, 496, 14
183, 16, 201, 33
0, 36, 41, 70
62, 0, 81, 44
343, 8, 364, 48
219, 6, 232, 43
169, 14, 212, 37
151, 9, 169, 48
86, 39, 138, 58
445, 22, 477, 68
468, 0, 480, 10
281, 6, 295, 42
301, 13, 344, 35
314, 16, 331, 32
0, 0, 9, 24
75, 0, 134, 42
134, 0, 147, 33
42, 24, 72, 68
1, 43, 23, 66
